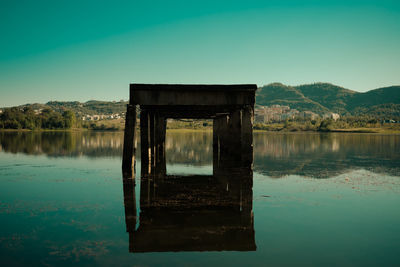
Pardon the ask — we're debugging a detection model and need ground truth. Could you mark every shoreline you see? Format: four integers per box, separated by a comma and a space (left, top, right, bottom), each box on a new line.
1, 128, 399, 134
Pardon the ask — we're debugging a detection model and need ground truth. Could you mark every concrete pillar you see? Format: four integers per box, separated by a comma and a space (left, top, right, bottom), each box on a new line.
212, 117, 219, 176
241, 105, 253, 174
227, 109, 242, 163
213, 115, 228, 175
215, 110, 242, 172
140, 109, 151, 177
149, 112, 156, 174
155, 115, 166, 176
122, 104, 137, 179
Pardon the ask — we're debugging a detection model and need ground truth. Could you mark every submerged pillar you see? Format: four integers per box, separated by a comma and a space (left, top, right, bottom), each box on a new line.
123, 178, 137, 233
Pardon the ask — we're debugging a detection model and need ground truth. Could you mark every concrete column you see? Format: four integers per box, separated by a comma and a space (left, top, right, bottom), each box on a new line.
213, 115, 228, 175
212, 118, 219, 176
227, 109, 242, 163
241, 105, 253, 173
122, 104, 137, 179
155, 115, 166, 176
216, 109, 242, 172
149, 112, 156, 174
140, 109, 151, 177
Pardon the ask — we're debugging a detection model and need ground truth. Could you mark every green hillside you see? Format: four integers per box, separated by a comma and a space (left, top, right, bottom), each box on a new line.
346, 86, 400, 111
256, 83, 329, 114
295, 83, 356, 114
257, 83, 400, 117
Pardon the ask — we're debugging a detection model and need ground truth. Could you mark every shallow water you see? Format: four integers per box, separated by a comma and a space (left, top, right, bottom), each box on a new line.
0, 131, 399, 266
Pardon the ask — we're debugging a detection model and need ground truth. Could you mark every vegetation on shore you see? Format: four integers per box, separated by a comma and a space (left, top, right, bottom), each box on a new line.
1, 81, 399, 133
15, 100, 128, 116
166, 119, 212, 130
254, 117, 400, 133
0, 106, 127, 131
0, 107, 77, 130
1, 109, 399, 133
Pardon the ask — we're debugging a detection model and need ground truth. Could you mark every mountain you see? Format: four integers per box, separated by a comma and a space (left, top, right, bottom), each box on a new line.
256, 83, 400, 117
346, 86, 400, 111
295, 83, 356, 114
255, 83, 329, 114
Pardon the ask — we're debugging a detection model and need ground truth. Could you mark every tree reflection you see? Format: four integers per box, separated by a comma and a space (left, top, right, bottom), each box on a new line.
1, 131, 399, 177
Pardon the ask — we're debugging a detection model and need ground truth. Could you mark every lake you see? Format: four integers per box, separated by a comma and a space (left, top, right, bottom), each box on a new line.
0, 131, 399, 266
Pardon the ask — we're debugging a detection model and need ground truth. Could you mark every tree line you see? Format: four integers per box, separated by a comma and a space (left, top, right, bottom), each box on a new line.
0, 107, 76, 130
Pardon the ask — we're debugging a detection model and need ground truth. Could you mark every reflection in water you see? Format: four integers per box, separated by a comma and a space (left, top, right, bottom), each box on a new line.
0, 131, 399, 265
123, 171, 255, 252
0, 131, 212, 165
1, 131, 399, 177
0, 131, 124, 158
165, 131, 212, 166
254, 133, 400, 177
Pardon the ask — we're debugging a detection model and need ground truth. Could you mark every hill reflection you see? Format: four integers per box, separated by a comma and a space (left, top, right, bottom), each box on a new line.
253, 133, 400, 177
1, 131, 399, 178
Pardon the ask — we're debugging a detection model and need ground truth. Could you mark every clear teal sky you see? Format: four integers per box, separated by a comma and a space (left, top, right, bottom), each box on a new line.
1, 0, 399, 106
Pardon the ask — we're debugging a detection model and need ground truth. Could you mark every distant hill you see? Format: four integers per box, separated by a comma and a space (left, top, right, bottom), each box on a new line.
346, 86, 400, 111
2, 83, 400, 119
295, 83, 356, 114
256, 83, 400, 117
15, 100, 128, 116
255, 83, 329, 114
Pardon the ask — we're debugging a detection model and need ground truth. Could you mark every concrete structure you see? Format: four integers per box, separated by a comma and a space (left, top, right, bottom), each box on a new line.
122, 83, 257, 179
121, 83, 257, 252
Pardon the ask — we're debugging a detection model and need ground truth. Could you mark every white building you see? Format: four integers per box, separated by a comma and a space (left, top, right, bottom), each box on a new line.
323, 112, 340, 121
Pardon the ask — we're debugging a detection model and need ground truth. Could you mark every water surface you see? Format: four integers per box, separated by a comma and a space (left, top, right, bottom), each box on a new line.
0, 131, 399, 266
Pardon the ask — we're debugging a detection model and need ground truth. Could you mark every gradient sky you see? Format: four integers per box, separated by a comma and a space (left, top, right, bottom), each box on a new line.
1, 0, 399, 107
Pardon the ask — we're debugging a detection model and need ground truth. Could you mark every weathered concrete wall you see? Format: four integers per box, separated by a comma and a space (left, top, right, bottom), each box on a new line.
130, 84, 256, 106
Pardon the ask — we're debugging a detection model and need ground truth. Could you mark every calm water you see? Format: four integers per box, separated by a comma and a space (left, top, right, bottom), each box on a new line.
0, 131, 399, 266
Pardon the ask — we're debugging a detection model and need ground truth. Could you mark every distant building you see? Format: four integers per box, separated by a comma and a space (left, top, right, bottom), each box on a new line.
298, 111, 320, 120
255, 105, 299, 122
323, 112, 340, 121
33, 109, 42, 115
82, 113, 122, 121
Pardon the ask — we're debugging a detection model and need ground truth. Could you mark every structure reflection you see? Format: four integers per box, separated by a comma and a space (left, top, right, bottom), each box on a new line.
123, 167, 255, 252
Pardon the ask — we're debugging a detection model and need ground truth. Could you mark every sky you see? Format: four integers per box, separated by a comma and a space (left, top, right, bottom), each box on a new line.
0, 0, 400, 107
